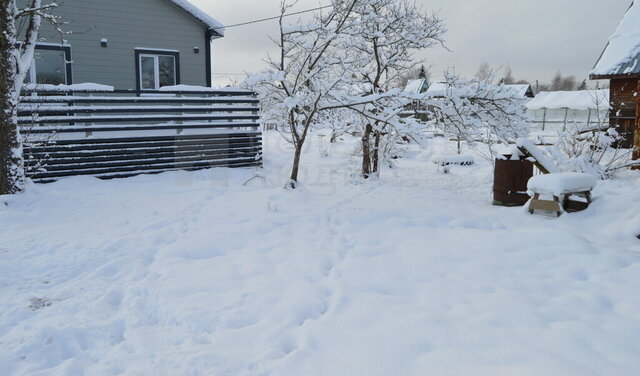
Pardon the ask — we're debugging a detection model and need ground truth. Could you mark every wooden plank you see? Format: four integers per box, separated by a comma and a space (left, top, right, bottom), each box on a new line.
96, 163, 260, 180
25, 141, 262, 159
25, 136, 261, 153
24, 147, 262, 166
24, 140, 262, 160
21, 89, 256, 96
28, 157, 261, 179
26, 152, 261, 172
19, 97, 259, 105
33, 161, 263, 183
21, 122, 260, 134
529, 199, 562, 212
17, 105, 260, 116
25, 147, 262, 167
24, 132, 261, 146
564, 200, 590, 213
18, 113, 260, 125
516, 146, 552, 174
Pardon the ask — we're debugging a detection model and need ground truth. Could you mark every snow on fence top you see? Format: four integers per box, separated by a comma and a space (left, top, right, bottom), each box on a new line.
168, 0, 225, 36
22, 83, 114, 92
525, 90, 610, 111
591, 1, 640, 77
158, 84, 251, 93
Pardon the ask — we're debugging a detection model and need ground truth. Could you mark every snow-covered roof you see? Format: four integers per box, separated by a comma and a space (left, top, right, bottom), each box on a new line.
525, 90, 610, 111
167, 0, 225, 37
403, 79, 428, 94
424, 82, 448, 97
424, 82, 531, 99
504, 84, 533, 98
591, 1, 640, 77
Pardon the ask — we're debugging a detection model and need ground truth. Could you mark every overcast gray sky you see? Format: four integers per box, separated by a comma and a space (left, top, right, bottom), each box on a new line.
191, 0, 632, 87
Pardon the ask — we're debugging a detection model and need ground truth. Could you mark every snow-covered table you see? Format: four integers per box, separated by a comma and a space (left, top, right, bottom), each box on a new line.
527, 172, 597, 216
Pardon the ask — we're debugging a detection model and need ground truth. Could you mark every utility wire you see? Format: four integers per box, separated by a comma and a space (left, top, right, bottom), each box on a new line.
211, 4, 333, 77
213, 5, 332, 30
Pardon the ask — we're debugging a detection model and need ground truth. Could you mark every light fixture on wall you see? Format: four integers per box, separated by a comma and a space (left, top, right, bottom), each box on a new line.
101, 38, 108, 48
194, 46, 200, 54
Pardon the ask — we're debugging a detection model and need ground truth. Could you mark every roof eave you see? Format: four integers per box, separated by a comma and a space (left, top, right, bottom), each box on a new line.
167, 0, 225, 38
590, 1, 637, 81
207, 28, 224, 40
590, 73, 640, 80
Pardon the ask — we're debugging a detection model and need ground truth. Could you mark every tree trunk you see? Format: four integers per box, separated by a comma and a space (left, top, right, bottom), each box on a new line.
288, 142, 304, 188
0, 1, 25, 195
361, 123, 373, 178
372, 130, 381, 174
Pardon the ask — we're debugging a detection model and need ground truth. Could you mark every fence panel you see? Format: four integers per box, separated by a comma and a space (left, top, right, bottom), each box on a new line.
18, 88, 262, 182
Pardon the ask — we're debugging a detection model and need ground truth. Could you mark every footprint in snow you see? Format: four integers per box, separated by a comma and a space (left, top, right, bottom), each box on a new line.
28, 297, 52, 311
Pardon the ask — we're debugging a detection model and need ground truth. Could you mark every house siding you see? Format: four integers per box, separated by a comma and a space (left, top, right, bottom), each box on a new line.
610, 78, 639, 149
19, 0, 211, 89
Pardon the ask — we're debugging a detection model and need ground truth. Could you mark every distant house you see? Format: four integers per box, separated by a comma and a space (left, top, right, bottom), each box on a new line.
423, 82, 534, 99
589, 1, 639, 150
526, 90, 610, 131
403, 78, 430, 94
504, 84, 535, 98
18, 0, 224, 90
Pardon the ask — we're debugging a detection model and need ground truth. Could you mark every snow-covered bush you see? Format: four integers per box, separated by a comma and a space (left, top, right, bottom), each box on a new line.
550, 125, 631, 179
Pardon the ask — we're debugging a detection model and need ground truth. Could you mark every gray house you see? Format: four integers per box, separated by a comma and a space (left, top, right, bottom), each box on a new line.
19, 0, 224, 90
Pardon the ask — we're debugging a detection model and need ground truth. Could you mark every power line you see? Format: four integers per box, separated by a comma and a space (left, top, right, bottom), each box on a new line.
214, 5, 332, 30
211, 4, 333, 78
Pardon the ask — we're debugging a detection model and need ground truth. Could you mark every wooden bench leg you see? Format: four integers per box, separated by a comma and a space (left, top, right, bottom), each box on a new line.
562, 194, 570, 211
554, 195, 562, 217
528, 193, 539, 214
529, 193, 563, 216
584, 191, 592, 204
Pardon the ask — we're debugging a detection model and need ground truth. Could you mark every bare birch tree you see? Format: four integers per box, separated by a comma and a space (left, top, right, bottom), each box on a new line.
1, 0, 60, 194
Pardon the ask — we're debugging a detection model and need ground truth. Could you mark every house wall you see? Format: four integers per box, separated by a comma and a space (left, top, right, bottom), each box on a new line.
610, 78, 638, 149
18, 0, 211, 89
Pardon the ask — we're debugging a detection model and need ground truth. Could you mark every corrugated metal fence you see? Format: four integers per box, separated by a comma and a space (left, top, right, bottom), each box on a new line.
18, 88, 262, 182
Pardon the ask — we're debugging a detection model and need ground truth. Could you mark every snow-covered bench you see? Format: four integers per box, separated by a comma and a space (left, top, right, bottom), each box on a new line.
527, 172, 597, 217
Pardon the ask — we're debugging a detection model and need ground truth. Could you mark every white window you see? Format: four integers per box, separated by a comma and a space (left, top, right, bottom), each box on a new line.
24, 46, 70, 85
139, 54, 177, 90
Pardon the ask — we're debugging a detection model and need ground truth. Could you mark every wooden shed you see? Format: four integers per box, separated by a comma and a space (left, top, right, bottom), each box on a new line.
589, 1, 640, 155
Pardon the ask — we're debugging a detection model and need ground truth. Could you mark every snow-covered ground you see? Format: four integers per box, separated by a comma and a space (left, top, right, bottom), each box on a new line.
2, 131, 640, 376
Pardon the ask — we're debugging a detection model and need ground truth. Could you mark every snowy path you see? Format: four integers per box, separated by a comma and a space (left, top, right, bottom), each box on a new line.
1, 132, 640, 375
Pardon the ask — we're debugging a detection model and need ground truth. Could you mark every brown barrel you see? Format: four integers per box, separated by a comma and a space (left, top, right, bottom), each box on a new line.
493, 155, 534, 207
